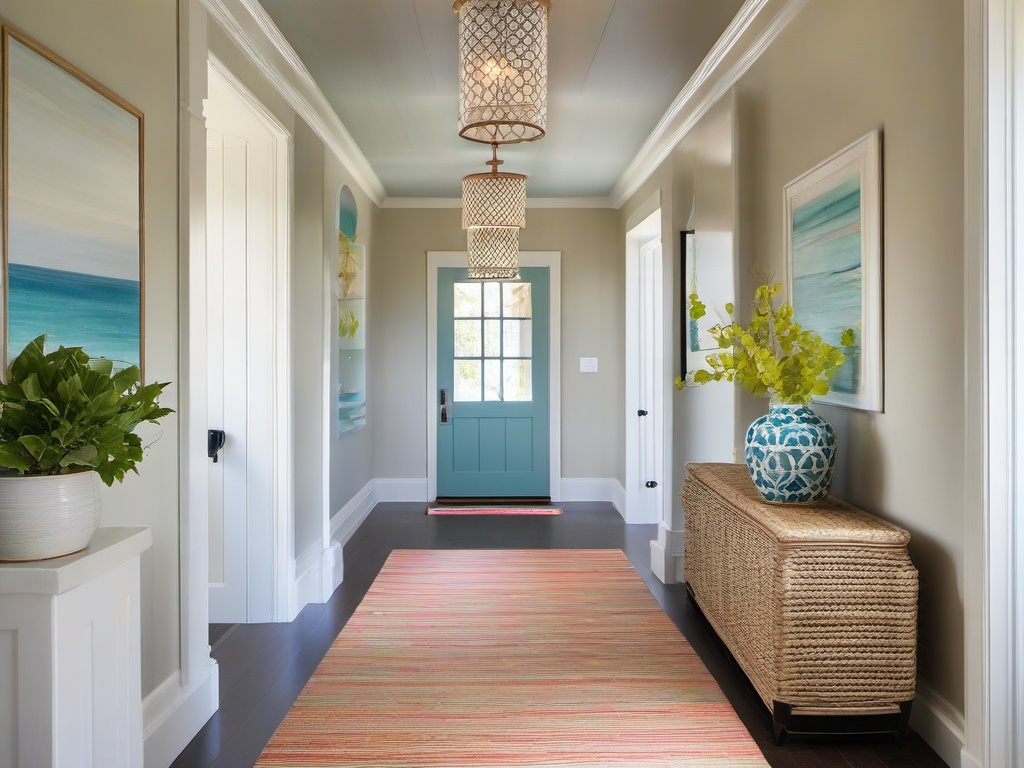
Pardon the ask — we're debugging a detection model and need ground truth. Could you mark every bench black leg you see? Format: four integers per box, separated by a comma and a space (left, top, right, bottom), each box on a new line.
772, 701, 791, 746
894, 700, 913, 745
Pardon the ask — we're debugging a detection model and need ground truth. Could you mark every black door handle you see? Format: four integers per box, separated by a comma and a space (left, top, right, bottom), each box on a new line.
637, 409, 648, 417
208, 429, 226, 462
646, 480, 658, 488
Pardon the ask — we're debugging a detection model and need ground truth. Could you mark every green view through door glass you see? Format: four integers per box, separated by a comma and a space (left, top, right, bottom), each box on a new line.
454, 359, 481, 401
503, 359, 532, 401
454, 319, 482, 357
454, 282, 481, 316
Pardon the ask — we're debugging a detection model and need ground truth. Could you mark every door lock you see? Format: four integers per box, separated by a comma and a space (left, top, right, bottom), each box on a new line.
637, 409, 648, 417
645, 480, 658, 488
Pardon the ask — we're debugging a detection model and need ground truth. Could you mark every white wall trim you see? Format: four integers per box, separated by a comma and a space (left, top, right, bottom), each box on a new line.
200, 0, 386, 205
970, 0, 1024, 765
292, 540, 343, 618
612, 0, 809, 206
329, 480, 379, 549
908, 678, 966, 768
425, 251, 562, 503
557, 478, 626, 515
382, 197, 616, 209
177, 5, 220, 760
142, 663, 219, 768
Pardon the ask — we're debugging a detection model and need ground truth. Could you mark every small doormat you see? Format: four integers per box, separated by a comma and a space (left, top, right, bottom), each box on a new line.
426, 505, 563, 516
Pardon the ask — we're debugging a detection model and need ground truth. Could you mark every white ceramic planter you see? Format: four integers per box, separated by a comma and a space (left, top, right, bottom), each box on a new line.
0, 471, 102, 561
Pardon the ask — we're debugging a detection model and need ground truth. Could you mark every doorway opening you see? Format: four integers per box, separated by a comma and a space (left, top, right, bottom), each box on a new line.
625, 207, 670, 526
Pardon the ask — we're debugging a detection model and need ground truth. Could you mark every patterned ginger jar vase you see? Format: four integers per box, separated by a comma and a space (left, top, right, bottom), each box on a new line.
744, 399, 837, 504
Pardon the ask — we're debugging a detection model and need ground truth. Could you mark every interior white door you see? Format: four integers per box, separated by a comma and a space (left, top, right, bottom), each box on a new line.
638, 237, 664, 522
205, 64, 282, 624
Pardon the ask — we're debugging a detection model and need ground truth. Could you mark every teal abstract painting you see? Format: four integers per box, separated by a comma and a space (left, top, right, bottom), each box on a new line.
791, 175, 862, 396
5, 31, 142, 372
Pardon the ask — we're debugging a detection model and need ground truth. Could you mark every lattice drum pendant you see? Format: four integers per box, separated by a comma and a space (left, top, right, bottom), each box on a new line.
454, 0, 549, 144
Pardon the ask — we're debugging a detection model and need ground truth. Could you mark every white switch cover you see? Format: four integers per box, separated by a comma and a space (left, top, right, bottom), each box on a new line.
579, 357, 599, 373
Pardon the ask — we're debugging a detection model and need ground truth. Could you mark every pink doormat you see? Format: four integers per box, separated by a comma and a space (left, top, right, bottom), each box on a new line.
426, 506, 563, 516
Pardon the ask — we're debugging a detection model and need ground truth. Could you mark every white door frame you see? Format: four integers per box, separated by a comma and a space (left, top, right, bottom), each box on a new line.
625, 204, 671, 526
204, 56, 295, 622
426, 251, 561, 502
965, 1, 1024, 764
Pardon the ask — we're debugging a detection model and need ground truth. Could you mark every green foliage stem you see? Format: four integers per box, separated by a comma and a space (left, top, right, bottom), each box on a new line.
675, 281, 853, 405
0, 335, 173, 486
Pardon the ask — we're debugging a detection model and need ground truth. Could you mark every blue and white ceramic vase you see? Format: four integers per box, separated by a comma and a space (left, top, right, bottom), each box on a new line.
744, 399, 837, 504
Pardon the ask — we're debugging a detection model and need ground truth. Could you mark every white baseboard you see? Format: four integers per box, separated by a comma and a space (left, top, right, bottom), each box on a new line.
143, 660, 219, 768
330, 480, 379, 548
960, 750, 983, 768
375, 478, 429, 502
291, 540, 345, 619
558, 477, 627, 514
910, 677, 965, 768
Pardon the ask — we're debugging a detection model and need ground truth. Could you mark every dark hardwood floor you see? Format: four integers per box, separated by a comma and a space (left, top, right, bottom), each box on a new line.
171, 502, 949, 768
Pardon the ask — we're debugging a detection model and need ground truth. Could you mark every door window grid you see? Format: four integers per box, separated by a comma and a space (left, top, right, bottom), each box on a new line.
453, 281, 532, 402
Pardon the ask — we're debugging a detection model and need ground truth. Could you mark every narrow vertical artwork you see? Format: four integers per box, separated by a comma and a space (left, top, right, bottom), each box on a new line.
2, 27, 144, 374
336, 185, 365, 435
785, 131, 882, 412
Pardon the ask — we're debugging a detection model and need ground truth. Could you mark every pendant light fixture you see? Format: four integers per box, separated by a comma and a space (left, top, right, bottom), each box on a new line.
462, 144, 526, 279
453, 0, 549, 145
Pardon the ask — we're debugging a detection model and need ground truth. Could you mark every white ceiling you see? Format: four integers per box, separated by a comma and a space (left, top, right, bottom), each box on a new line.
256, 0, 745, 200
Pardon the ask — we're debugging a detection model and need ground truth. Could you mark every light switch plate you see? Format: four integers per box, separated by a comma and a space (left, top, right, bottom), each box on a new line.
579, 357, 599, 373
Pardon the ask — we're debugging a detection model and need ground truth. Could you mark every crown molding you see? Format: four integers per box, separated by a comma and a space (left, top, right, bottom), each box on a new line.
612, 0, 810, 207
201, 0, 387, 206
382, 197, 616, 209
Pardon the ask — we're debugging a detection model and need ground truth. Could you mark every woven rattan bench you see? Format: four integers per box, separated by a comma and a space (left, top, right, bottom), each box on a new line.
682, 462, 918, 744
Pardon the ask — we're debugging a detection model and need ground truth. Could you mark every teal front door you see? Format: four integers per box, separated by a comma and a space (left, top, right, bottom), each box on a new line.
437, 267, 550, 497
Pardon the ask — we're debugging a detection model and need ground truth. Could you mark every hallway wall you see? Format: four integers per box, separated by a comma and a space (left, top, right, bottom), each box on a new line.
734, 0, 965, 714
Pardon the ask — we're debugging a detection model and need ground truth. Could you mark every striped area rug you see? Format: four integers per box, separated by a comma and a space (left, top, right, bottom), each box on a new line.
426, 506, 563, 515
256, 549, 770, 767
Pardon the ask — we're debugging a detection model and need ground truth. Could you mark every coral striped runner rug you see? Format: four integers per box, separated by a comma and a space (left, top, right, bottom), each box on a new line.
256, 549, 769, 767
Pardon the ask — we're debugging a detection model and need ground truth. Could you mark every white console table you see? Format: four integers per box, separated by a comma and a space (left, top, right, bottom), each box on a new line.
0, 527, 152, 768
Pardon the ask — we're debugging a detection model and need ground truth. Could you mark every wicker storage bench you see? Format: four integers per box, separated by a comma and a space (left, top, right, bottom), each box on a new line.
682, 462, 918, 743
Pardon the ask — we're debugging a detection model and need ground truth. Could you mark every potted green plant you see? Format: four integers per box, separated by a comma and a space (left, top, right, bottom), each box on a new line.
677, 280, 853, 504
0, 335, 172, 561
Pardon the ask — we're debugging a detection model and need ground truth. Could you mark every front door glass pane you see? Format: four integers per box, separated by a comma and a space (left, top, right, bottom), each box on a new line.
454, 280, 534, 402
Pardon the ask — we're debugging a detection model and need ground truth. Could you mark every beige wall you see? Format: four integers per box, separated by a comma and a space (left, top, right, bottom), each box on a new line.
371, 207, 624, 484
0, 0, 180, 695
734, 0, 965, 710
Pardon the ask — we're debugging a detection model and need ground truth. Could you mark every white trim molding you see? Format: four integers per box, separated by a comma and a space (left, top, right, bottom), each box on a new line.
908, 678, 966, 768
292, 540, 344, 619
612, 0, 810, 206
142, 663, 219, 768
330, 480, 379, 550
558, 478, 627, 515
201, 0, 386, 205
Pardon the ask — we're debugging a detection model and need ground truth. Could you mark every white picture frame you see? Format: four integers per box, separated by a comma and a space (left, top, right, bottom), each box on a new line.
784, 130, 883, 412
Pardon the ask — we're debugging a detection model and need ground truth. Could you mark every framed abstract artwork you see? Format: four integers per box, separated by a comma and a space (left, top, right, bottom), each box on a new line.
1, 25, 144, 376
784, 130, 883, 412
